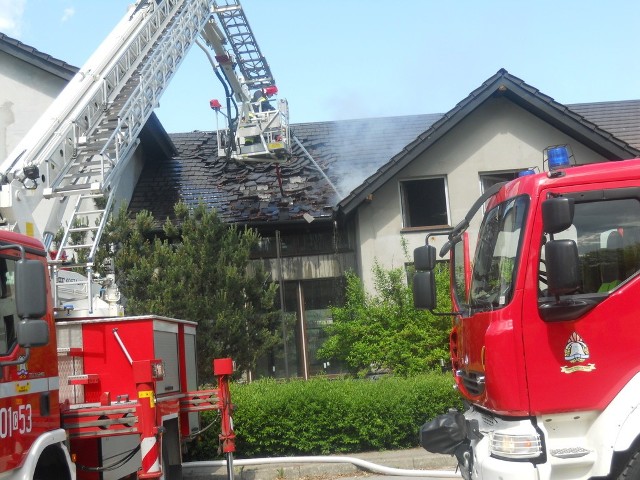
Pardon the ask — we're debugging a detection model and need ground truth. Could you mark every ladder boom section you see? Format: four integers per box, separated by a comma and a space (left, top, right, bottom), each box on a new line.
0, 0, 213, 239
205, 1, 292, 163
0, 0, 221, 316
212, 0, 275, 91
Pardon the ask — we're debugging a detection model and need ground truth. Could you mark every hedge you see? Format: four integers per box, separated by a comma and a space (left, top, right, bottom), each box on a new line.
187, 373, 462, 460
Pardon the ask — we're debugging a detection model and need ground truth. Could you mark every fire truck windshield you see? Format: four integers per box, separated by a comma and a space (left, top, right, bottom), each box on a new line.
470, 195, 528, 308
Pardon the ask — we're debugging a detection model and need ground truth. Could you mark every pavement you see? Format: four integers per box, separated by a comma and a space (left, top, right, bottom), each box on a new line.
183, 447, 460, 480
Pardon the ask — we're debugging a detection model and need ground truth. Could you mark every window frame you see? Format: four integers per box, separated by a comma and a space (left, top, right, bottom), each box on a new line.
399, 175, 451, 231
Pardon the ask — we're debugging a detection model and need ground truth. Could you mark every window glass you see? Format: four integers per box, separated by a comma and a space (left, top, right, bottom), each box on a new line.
470, 196, 528, 308
452, 240, 467, 308
0, 258, 17, 355
401, 178, 449, 228
542, 197, 640, 295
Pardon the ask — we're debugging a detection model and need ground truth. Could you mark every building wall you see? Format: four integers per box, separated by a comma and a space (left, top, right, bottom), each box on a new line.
0, 51, 68, 162
355, 97, 609, 293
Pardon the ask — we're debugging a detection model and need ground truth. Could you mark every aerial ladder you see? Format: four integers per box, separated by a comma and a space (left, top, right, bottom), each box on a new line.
202, 0, 291, 162
0, 0, 290, 316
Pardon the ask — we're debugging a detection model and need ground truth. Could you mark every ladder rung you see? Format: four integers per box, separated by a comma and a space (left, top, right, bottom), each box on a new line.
76, 209, 106, 215
62, 244, 94, 250
48, 184, 102, 196
69, 226, 99, 233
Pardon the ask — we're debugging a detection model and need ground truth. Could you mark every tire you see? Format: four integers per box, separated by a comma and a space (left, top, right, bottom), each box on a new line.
34, 445, 71, 480
618, 450, 640, 479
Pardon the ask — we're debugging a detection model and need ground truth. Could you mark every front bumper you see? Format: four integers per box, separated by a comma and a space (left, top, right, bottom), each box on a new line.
420, 408, 543, 480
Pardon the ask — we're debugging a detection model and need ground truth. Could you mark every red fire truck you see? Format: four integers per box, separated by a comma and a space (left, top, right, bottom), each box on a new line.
0, 230, 235, 479
0, 0, 288, 477
0, 0, 294, 476
414, 148, 640, 479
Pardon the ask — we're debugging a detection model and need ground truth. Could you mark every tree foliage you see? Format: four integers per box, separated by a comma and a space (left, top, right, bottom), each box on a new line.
317, 261, 452, 377
100, 202, 280, 382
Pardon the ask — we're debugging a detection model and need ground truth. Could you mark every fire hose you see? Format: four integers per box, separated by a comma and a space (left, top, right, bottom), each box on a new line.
184, 455, 461, 478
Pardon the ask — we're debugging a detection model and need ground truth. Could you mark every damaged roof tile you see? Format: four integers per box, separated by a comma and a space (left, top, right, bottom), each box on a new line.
129, 114, 440, 225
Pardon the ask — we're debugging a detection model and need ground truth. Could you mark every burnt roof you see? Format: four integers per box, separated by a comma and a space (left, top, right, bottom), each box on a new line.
129, 69, 640, 226
128, 114, 441, 227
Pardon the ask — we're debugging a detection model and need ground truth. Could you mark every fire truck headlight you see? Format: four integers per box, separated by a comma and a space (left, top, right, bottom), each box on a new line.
489, 431, 542, 460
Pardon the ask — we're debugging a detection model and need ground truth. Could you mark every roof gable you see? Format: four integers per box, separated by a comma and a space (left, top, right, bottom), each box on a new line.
336, 69, 640, 216
0, 32, 77, 80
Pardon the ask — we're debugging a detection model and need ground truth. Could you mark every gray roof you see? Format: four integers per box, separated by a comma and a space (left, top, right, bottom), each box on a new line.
130, 70, 640, 226
570, 99, 640, 150
337, 69, 640, 216
0, 32, 77, 80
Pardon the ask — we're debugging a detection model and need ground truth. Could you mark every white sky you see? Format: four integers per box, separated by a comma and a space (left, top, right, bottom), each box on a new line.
2, 0, 640, 133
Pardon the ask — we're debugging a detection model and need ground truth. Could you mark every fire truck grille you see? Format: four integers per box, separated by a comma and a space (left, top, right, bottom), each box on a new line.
460, 370, 486, 396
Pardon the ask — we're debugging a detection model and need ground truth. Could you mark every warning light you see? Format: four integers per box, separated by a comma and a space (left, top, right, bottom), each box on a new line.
210, 99, 222, 111
518, 169, 536, 177
264, 85, 278, 96
215, 54, 232, 65
544, 145, 573, 172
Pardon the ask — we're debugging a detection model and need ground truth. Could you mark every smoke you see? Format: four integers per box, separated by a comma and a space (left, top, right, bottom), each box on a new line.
319, 114, 442, 199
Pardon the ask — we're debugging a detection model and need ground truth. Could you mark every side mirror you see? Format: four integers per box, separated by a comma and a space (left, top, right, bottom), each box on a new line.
15, 259, 47, 319
545, 239, 580, 295
413, 271, 437, 310
542, 197, 574, 234
414, 245, 437, 271
413, 245, 437, 310
17, 319, 49, 348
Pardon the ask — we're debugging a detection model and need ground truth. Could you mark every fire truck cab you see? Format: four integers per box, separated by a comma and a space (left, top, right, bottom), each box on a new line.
415, 150, 640, 479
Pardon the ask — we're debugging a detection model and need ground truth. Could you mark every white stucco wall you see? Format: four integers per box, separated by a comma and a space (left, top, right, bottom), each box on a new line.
0, 51, 68, 162
355, 97, 609, 293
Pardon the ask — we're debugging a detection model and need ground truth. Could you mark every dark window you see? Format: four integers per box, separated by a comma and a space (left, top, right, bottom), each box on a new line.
401, 177, 449, 228
480, 170, 522, 194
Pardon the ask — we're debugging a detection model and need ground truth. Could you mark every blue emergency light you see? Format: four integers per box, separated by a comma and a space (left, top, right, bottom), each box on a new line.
547, 146, 571, 170
518, 169, 536, 177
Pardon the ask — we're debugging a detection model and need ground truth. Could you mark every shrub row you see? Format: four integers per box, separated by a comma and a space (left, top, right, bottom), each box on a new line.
188, 373, 462, 460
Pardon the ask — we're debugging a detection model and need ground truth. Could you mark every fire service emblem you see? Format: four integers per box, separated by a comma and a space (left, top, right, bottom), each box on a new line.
561, 332, 595, 373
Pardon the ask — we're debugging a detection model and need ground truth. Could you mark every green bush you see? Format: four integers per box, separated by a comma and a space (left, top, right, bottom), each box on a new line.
188, 373, 461, 459
318, 262, 452, 377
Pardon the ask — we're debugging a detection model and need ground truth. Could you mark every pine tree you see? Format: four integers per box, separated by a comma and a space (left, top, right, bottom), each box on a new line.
99, 202, 280, 383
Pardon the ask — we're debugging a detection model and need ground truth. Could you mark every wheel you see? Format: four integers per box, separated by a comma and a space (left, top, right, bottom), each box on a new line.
618, 449, 640, 479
